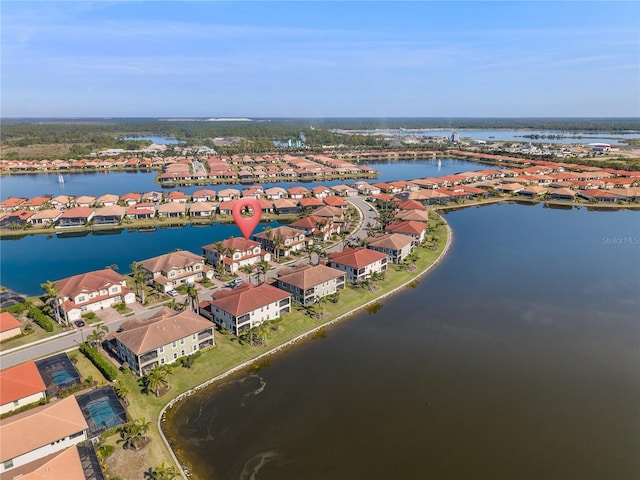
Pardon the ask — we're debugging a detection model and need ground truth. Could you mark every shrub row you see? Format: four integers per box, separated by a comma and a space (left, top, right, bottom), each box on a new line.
79, 343, 118, 381
2, 302, 30, 315
27, 306, 54, 332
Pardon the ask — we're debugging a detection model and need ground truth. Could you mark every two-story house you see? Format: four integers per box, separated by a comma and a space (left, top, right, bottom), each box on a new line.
202, 237, 271, 274
54, 269, 136, 323
253, 226, 310, 258
0, 396, 88, 474
275, 264, 345, 306
327, 247, 389, 284
384, 220, 427, 244
366, 233, 415, 264
140, 250, 212, 293
200, 283, 292, 336
289, 215, 340, 242
106, 307, 215, 376
0, 362, 47, 415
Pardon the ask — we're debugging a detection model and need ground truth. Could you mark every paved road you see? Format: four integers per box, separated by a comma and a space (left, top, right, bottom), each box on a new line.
0, 310, 157, 368
0, 198, 379, 369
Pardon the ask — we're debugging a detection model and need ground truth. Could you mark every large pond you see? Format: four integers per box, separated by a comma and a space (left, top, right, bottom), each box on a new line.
377, 128, 640, 145
0, 158, 482, 199
0, 221, 284, 295
164, 203, 640, 480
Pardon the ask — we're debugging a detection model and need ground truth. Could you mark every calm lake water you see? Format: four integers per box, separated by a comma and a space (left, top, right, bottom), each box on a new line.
0, 158, 481, 199
0, 221, 283, 295
380, 128, 640, 145
164, 203, 640, 480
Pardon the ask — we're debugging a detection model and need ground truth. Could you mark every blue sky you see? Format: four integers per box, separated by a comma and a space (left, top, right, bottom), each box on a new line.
2, 1, 639, 118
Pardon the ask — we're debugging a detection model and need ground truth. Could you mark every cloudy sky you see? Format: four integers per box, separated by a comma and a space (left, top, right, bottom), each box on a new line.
2, 1, 639, 118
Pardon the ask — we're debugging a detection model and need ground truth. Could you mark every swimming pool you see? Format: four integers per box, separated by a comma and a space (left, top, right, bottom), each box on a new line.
51, 368, 76, 387
77, 387, 128, 437
87, 398, 122, 429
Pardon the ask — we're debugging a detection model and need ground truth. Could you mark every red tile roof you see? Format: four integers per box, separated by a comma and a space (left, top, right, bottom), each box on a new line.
328, 247, 388, 269
0, 361, 47, 406
385, 220, 427, 236
210, 283, 291, 317
0, 311, 21, 333
0, 396, 88, 462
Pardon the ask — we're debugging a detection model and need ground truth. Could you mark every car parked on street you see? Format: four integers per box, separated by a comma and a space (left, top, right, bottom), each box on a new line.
75, 320, 85, 327
167, 289, 179, 297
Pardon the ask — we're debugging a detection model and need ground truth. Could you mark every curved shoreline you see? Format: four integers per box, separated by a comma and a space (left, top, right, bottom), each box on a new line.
157, 213, 453, 479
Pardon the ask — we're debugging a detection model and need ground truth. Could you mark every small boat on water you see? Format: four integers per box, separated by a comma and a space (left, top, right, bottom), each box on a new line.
58, 174, 64, 184
437, 159, 442, 168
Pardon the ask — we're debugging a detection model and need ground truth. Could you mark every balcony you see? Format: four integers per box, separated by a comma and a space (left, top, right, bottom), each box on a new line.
198, 329, 213, 340
139, 350, 158, 364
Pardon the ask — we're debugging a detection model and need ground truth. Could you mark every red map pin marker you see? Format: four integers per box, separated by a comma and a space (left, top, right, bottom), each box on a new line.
232, 197, 262, 239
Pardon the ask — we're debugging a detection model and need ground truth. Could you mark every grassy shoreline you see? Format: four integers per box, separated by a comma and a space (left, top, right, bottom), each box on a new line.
97, 212, 451, 479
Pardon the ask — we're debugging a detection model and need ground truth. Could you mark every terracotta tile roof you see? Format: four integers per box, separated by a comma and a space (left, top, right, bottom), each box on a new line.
0, 197, 26, 209
203, 237, 261, 253
94, 205, 126, 217
2, 446, 85, 480
272, 198, 299, 209
140, 250, 203, 273
277, 264, 344, 290
289, 215, 329, 229
189, 201, 216, 213
0, 396, 88, 462
218, 200, 237, 211
74, 195, 96, 205
367, 233, 414, 250
385, 220, 427, 236
210, 283, 291, 317
55, 268, 127, 298
157, 202, 186, 213
192, 189, 217, 198
0, 361, 46, 405
253, 225, 306, 242
0, 312, 21, 333
323, 196, 348, 207
549, 187, 576, 197
30, 209, 63, 221
59, 207, 94, 219
396, 209, 429, 222
312, 206, 343, 218
96, 194, 119, 204
298, 197, 324, 208
396, 200, 425, 211
287, 186, 310, 195
109, 307, 213, 355
23, 196, 50, 207
328, 247, 388, 269
120, 192, 141, 201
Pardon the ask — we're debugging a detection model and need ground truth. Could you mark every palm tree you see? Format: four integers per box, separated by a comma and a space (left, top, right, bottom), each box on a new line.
113, 379, 131, 405
240, 265, 254, 283
41, 280, 65, 326
144, 463, 179, 480
87, 324, 109, 348
117, 421, 143, 450
130, 261, 146, 304
255, 260, 272, 284
143, 367, 168, 397
160, 363, 175, 389
184, 283, 198, 312
272, 236, 282, 261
